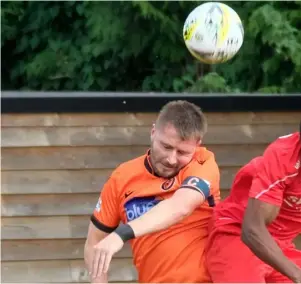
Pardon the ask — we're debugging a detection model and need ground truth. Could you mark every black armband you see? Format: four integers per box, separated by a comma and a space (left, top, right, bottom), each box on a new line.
114, 223, 135, 243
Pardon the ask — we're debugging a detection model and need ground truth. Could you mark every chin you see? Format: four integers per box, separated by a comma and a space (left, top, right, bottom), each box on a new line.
154, 164, 178, 178
161, 169, 178, 179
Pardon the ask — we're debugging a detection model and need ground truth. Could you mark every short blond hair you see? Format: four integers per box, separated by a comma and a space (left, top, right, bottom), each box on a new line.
156, 100, 207, 141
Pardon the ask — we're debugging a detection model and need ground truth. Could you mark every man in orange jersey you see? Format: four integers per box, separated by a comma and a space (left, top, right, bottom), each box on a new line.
84, 100, 220, 283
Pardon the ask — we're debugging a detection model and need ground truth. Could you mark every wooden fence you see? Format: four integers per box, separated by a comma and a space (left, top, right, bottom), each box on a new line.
1, 111, 301, 283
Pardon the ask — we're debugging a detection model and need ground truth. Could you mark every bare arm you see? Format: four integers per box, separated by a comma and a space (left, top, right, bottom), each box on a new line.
241, 198, 301, 283
84, 222, 109, 283
91, 189, 204, 277
127, 158, 219, 238
128, 187, 204, 237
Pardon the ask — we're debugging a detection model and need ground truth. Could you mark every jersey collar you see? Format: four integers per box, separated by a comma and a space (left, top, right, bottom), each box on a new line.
144, 149, 160, 177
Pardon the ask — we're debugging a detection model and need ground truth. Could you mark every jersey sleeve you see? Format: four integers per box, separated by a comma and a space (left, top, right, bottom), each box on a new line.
179, 151, 220, 206
90, 173, 121, 233
249, 142, 288, 206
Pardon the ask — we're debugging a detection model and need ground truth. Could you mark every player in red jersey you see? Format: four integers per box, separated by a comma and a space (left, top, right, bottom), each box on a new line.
84, 100, 220, 283
206, 125, 301, 283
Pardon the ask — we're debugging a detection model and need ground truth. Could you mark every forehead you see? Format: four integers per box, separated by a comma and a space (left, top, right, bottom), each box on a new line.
156, 124, 198, 148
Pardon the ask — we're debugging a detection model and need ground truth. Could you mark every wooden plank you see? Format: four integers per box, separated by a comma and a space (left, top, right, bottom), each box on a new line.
1, 216, 89, 240
1, 167, 237, 194
1, 124, 299, 147
2, 239, 132, 261
1, 146, 147, 170
7, 237, 298, 263
2, 242, 299, 283
1, 259, 137, 283
1, 126, 150, 147
1, 187, 231, 239
221, 189, 230, 200
221, 167, 237, 189
1, 169, 112, 194
1, 184, 230, 238
207, 145, 267, 167
1, 113, 155, 127
205, 124, 298, 145
1, 144, 267, 170
3, 212, 298, 251
2, 112, 300, 127
2, 193, 99, 217
1, 186, 232, 217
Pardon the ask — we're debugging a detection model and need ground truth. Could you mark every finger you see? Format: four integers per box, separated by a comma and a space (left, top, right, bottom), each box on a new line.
103, 252, 113, 274
92, 248, 101, 278
96, 251, 107, 278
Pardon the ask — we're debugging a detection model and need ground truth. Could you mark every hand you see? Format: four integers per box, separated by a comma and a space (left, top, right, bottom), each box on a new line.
91, 273, 108, 284
91, 232, 124, 279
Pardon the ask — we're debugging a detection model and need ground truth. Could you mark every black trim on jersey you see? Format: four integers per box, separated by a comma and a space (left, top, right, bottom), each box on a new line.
207, 195, 216, 207
179, 186, 216, 207
180, 185, 204, 195
144, 150, 160, 177
90, 214, 117, 233
144, 156, 154, 175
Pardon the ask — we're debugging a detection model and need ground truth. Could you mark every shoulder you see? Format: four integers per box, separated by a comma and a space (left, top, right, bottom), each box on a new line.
102, 154, 146, 199
272, 132, 300, 151
99, 154, 147, 204
111, 154, 146, 180
193, 146, 217, 164
190, 146, 218, 170
264, 132, 300, 175
179, 147, 220, 181
105, 154, 147, 196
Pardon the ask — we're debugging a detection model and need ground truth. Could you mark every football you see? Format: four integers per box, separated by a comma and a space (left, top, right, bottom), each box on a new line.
183, 2, 244, 64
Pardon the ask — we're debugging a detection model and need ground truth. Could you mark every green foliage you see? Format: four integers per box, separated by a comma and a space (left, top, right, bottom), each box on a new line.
1, 1, 301, 93
213, 1, 301, 93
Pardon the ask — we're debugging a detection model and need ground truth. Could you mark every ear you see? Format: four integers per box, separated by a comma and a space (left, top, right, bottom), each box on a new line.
150, 123, 156, 140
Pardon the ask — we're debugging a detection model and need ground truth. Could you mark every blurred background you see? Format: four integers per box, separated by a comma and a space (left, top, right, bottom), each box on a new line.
2, 0, 301, 93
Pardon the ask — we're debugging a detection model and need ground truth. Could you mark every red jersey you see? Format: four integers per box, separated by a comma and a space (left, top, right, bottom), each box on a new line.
212, 132, 301, 245
91, 147, 220, 282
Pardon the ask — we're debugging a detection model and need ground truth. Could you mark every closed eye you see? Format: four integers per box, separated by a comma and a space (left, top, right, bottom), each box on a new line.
162, 143, 173, 150
178, 150, 190, 156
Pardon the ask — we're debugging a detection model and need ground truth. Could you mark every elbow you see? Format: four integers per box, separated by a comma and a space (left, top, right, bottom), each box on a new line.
169, 190, 202, 221
241, 223, 260, 249
241, 226, 251, 246
177, 208, 192, 220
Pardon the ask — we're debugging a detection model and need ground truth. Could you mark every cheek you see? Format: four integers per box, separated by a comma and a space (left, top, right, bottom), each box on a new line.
152, 142, 165, 159
178, 155, 193, 167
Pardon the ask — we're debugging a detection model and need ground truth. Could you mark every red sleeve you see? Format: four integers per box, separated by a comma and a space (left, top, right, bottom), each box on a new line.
249, 142, 288, 206
179, 151, 220, 205
90, 173, 121, 233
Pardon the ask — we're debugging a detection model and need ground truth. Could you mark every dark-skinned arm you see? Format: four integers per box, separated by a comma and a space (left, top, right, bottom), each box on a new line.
241, 198, 301, 283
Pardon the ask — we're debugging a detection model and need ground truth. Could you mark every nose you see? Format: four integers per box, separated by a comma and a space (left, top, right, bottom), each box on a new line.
167, 151, 177, 166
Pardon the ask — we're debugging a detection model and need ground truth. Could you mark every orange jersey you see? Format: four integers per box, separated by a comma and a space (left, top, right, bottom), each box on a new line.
91, 147, 220, 282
